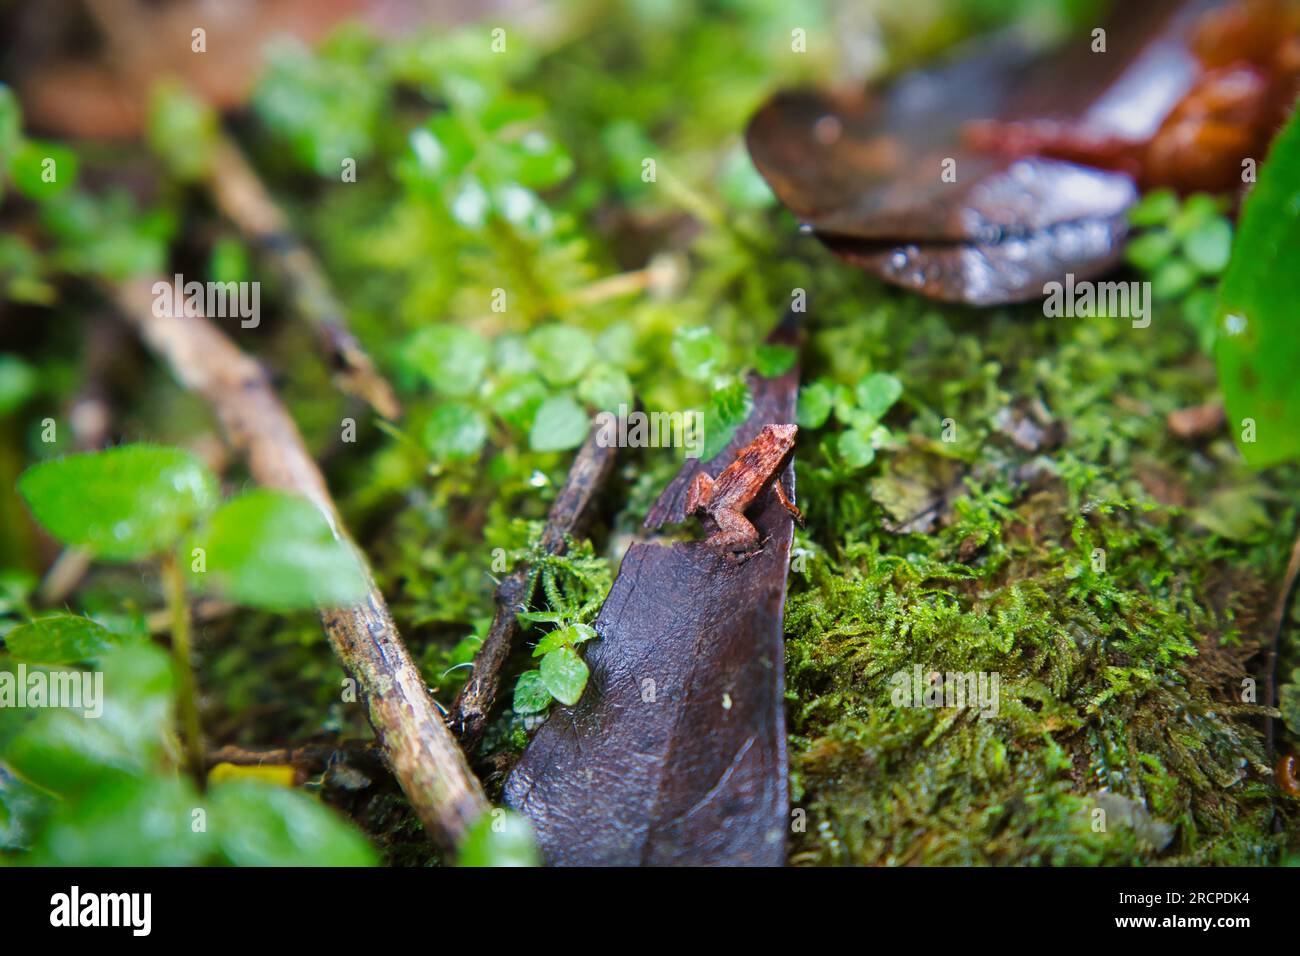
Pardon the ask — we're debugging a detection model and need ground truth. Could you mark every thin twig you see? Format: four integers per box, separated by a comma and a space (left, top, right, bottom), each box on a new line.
206, 136, 401, 420
110, 276, 486, 853
1265, 526, 1300, 758
206, 741, 386, 786
450, 427, 617, 752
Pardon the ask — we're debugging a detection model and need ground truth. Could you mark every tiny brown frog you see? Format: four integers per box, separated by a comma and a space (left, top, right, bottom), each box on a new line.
685, 423, 804, 559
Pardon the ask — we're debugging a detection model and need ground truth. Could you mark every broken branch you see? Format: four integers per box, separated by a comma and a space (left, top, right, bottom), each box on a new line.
205, 136, 402, 420
109, 275, 486, 853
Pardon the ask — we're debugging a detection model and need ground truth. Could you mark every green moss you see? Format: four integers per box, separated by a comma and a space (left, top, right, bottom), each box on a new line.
783, 288, 1297, 865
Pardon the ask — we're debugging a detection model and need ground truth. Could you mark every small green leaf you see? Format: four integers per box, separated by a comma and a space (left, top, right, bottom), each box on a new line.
854, 372, 903, 420
7, 140, 78, 199
717, 143, 774, 210
529, 394, 589, 452
490, 374, 548, 430
1169, 193, 1223, 239
148, 83, 220, 181
208, 780, 376, 866
408, 324, 490, 396
1128, 189, 1178, 228
3, 614, 122, 664
190, 491, 367, 611
701, 380, 753, 460
1151, 259, 1197, 300
1182, 217, 1232, 275
539, 646, 589, 706
796, 381, 833, 429
529, 326, 596, 385
754, 344, 797, 378
424, 402, 488, 461
457, 809, 541, 867
531, 623, 597, 657
0, 84, 20, 163
0, 353, 37, 415
18, 445, 218, 561
1124, 230, 1176, 272
577, 365, 633, 413
512, 669, 552, 713
672, 326, 728, 381
838, 429, 877, 469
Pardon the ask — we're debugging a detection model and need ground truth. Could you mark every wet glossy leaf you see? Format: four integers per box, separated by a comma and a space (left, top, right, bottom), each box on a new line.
1216, 111, 1300, 468
190, 491, 367, 610
0, 764, 48, 851
509, 322, 800, 865
539, 646, 588, 706
18, 445, 218, 561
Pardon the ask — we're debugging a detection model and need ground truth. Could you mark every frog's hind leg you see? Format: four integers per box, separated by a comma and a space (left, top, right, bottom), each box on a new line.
705, 507, 761, 559
772, 479, 805, 527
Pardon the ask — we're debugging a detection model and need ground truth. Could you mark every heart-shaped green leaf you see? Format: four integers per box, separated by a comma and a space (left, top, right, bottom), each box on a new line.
18, 445, 218, 561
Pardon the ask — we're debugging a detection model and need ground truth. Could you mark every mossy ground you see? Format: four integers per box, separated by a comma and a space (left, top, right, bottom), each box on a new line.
784, 292, 1299, 865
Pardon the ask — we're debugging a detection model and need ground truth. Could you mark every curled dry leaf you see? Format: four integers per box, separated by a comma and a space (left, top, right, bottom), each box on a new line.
745, 0, 1300, 305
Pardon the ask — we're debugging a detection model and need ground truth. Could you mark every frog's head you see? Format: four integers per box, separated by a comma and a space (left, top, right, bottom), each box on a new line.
764, 423, 798, 454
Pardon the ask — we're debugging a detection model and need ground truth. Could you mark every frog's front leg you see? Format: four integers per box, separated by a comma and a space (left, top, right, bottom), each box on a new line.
684, 470, 716, 516
772, 479, 804, 527
704, 506, 761, 558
